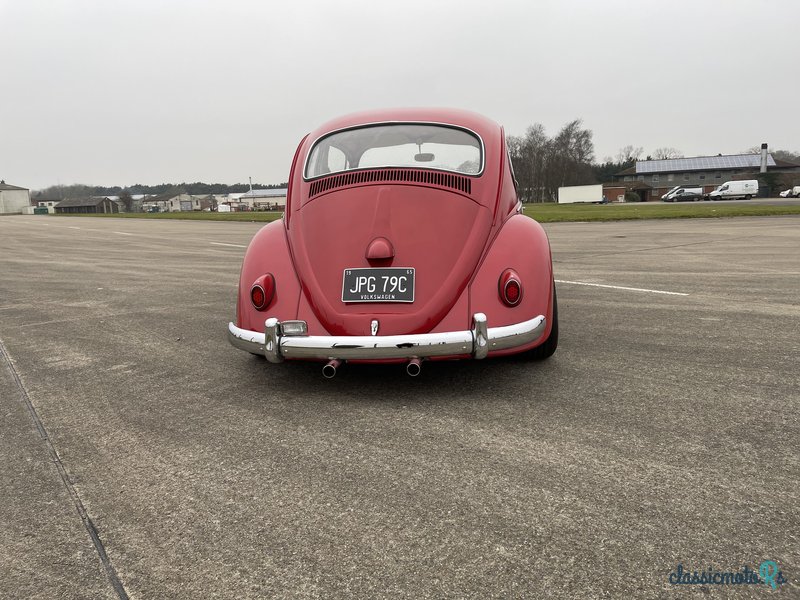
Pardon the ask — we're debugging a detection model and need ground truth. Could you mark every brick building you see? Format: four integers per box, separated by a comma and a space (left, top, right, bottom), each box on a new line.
612, 153, 800, 201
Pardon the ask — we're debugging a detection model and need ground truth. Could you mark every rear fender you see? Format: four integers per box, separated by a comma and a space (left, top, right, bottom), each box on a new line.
469, 215, 554, 355
237, 220, 302, 332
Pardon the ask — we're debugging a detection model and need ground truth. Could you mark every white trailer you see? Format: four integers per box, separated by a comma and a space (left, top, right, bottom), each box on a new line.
557, 184, 604, 204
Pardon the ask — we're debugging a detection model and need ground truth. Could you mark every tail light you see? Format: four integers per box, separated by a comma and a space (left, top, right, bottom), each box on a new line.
251, 273, 276, 310
499, 269, 522, 306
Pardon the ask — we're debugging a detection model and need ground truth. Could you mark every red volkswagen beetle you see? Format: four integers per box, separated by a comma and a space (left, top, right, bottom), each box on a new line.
228, 108, 557, 376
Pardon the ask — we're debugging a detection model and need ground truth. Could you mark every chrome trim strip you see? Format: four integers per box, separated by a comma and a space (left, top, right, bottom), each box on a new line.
227, 314, 546, 362
302, 121, 486, 181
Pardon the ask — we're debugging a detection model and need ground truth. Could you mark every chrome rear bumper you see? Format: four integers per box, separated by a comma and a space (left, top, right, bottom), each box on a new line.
227, 313, 546, 362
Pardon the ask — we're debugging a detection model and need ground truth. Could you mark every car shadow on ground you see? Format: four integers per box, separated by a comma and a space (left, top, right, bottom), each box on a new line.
237, 352, 562, 408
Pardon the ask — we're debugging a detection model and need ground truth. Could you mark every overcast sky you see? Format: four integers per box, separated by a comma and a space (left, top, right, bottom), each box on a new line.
2, 0, 798, 190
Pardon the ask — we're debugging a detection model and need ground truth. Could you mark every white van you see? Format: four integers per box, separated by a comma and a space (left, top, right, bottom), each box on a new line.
708, 180, 759, 200
778, 186, 800, 198
661, 186, 681, 200
662, 186, 703, 202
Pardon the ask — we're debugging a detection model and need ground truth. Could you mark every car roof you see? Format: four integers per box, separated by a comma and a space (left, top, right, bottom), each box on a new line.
306, 108, 502, 141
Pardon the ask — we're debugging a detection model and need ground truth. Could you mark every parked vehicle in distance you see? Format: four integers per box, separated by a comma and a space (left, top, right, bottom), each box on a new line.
557, 183, 604, 204
662, 186, 703, 202
227, 108, 558, 376
660, 186, 680, 200
707, 179, 759, 200
779, 186, 800, 198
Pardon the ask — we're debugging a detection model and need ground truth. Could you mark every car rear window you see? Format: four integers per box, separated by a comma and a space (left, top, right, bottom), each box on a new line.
304, 124, 483, 179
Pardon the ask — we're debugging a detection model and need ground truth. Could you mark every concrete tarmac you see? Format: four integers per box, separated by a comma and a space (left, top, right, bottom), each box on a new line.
0, 215, 797, 598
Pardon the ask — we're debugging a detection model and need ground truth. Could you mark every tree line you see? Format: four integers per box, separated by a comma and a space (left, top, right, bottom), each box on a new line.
32, 181, 288, 200
507, 120, 596, 204
506, 121, 670, 202
507, 121, 800, 202
32, 136, 799, 204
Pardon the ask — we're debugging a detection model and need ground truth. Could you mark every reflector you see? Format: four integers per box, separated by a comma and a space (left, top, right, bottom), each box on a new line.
251, 285, 266, 309
499, 269, 523, 307
251, 273, 276, 310
505, 280, 521, 303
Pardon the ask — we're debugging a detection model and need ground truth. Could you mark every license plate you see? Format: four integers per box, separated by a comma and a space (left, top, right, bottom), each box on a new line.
342, 268, 415, 303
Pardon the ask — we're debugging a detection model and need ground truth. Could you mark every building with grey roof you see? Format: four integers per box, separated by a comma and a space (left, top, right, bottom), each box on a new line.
54, 197, 122, 214
614, 153, 800, 201
238, 188, 287, 210
141, 193, 205, 212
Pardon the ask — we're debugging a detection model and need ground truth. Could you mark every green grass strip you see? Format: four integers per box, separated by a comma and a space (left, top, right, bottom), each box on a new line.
48, 203, 800, 224
522, 202, 800, 223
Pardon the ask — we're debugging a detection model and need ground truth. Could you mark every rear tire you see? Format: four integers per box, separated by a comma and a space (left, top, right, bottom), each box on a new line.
526, 285, 558, 360
745, 194, 752, 200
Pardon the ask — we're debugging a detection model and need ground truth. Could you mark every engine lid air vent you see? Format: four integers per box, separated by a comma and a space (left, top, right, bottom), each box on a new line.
308, 169, 472, 197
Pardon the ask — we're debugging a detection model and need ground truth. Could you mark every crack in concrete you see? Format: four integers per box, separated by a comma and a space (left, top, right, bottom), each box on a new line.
0, 337, 130, 600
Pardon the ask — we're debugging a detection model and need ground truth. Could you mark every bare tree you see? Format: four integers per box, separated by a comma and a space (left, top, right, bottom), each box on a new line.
547, 119, 595, 199
118, 191, 134, 212
651, 147, 684, 160
508, 123, 550, 202
741, 146, 800, 162
615, 145, 644, 164
508, 119, 595, 202
772, 149, 800, 162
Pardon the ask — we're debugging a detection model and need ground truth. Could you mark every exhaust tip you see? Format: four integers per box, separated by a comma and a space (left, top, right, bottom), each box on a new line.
322, 359, 341, 379
406, 358, 422, 377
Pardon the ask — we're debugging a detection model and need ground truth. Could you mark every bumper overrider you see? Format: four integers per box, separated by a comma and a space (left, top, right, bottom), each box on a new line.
227, 313, 546, 362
